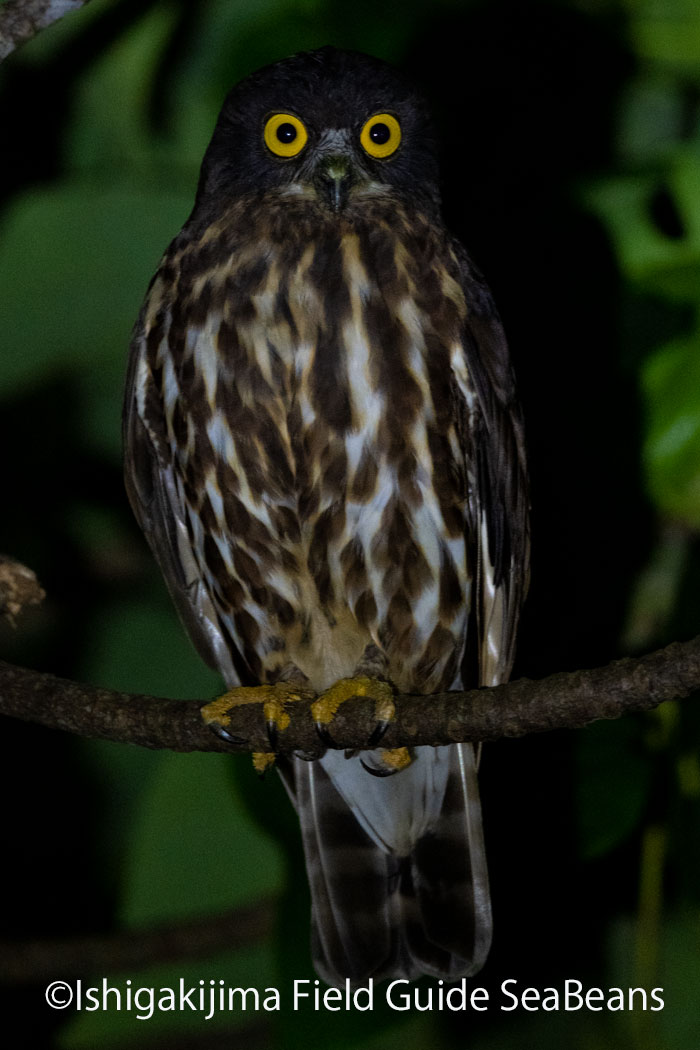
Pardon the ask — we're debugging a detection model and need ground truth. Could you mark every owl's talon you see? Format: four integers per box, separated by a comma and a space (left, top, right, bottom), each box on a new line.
315, 721, 337, 748
367, 718, 390, 748
293, 749, 320, 762
201, 683, 313, 769
361, 747, 413, 777
207, 724, 246, 745
311, 676, 396, 749
360, 756, 396, 777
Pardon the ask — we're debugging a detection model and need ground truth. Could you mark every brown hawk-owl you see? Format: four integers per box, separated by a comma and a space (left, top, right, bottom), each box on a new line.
124, 46, 529, 985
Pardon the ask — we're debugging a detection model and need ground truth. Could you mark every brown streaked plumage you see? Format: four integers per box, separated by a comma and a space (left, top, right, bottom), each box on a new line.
124, 46, 529, 984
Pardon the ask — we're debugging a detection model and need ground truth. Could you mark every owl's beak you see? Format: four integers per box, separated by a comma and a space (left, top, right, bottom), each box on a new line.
315, 154, 354, 212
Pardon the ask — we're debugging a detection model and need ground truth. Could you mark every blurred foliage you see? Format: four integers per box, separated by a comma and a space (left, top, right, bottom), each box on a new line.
1, 0, 700, 1048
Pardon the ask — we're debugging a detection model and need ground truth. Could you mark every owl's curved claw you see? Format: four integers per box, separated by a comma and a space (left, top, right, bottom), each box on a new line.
293, 749, 322, 762
314, 721, 337, 748
360, 756, 397, 777
311, 676, 396, 750
201, 683, 314, 771
361, 747, 413, 777
313, 717, 386, 751
207, 723, 246, 746
367, 718, 390, 748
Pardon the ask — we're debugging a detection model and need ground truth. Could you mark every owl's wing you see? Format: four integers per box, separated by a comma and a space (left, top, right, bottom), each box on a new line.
383, 246, 529, 976
455, 244, 530, 688
123, 314, 241, 686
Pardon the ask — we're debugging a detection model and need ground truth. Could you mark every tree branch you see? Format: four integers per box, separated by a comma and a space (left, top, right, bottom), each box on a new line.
0, 899, 275, 983
0, 0, 92, 62
1, 635, 699, 757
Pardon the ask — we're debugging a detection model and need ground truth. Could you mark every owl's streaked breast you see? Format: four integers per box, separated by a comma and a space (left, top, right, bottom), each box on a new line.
141, 193, 477, 693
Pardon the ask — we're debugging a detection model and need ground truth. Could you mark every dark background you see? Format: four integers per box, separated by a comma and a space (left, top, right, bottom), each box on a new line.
2, 0, 700, 1047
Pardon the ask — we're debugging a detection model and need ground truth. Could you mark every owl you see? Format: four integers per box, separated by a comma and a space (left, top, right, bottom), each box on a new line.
124, 46, 529, 984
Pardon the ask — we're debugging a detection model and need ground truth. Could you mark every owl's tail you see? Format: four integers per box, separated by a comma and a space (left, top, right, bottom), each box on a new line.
288, 742, 492, 985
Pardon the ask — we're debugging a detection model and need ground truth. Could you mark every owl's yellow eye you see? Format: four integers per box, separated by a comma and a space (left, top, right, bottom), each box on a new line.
360, 113, 401, 159
264, 113, 308, 157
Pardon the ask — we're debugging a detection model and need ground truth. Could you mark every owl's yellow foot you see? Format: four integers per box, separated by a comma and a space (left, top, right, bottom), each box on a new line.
311, 676, 395, 749
201, 683, 314, 770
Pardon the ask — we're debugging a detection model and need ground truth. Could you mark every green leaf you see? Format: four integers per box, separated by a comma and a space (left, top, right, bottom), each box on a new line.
618, 75, 685, 163
0, 183, 192, 457
584, 151, 700, 302
79, 590, 221, 700
576, 720, 652, 859
120, 750, 284, 925
607, 908, 700, 1050
642, 332, 700, 526
76, 591, 225, 884
629, 0, 700, 72
65, 5, 179, 174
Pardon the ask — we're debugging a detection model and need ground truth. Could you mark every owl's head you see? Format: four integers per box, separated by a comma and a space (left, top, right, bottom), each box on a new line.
195, 47, 441, 216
